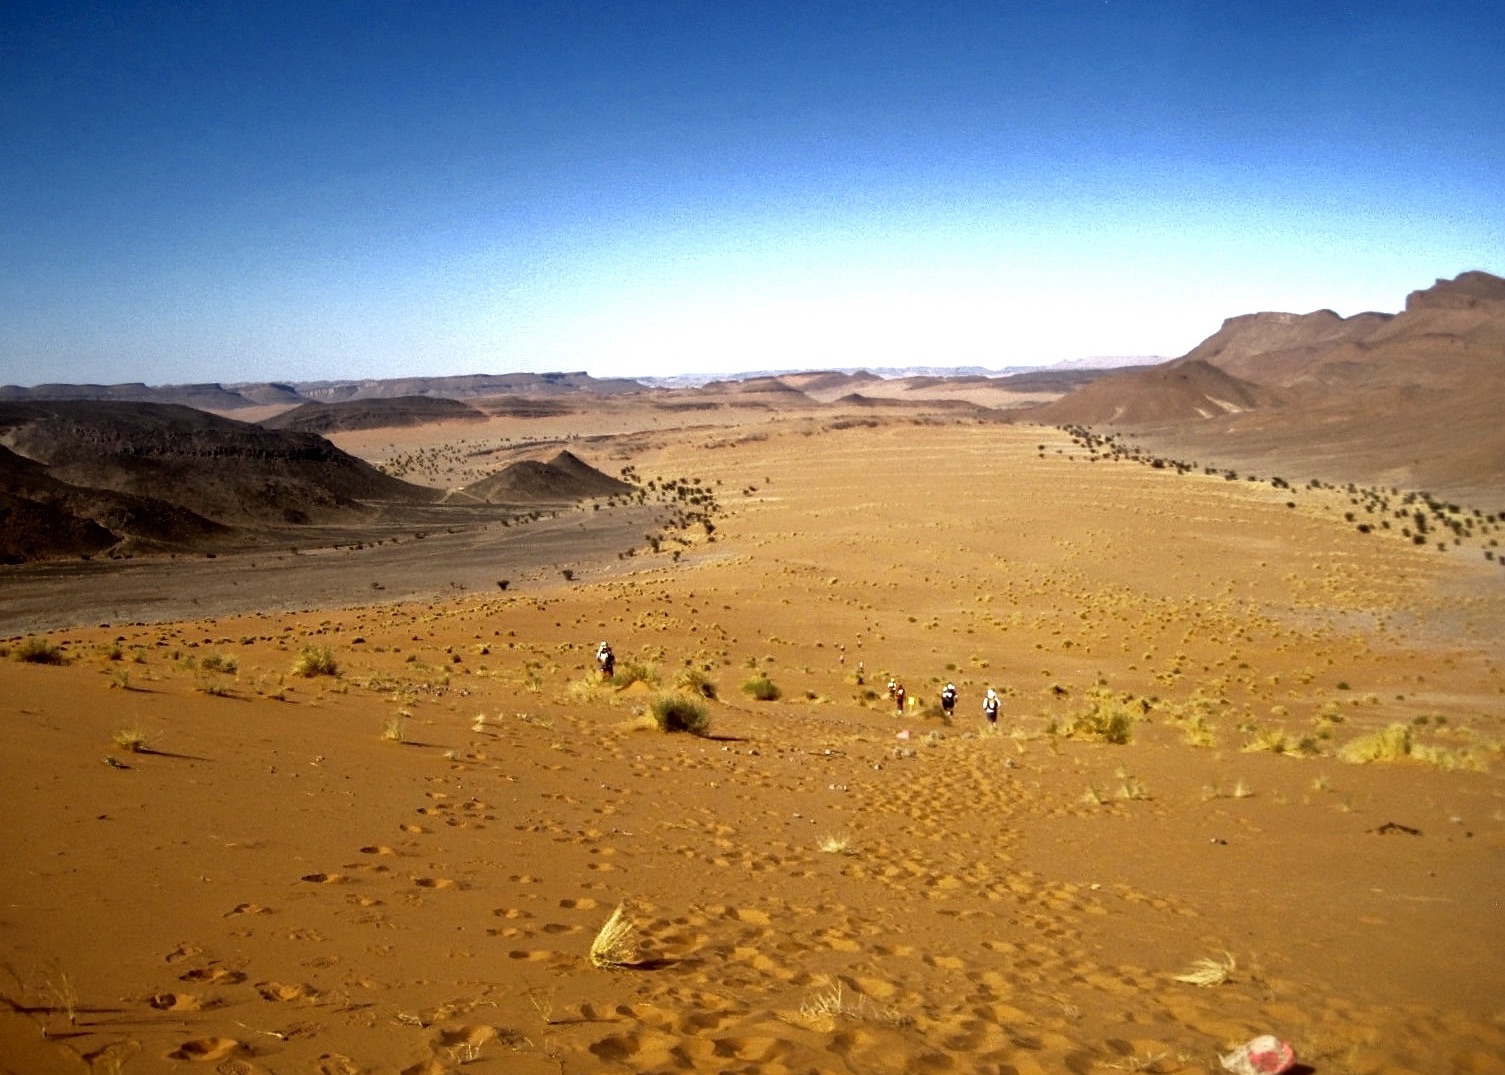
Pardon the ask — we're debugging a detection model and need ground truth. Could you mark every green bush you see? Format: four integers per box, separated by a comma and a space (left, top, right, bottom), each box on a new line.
650, 693, 712, 736
741, 674, 781, 702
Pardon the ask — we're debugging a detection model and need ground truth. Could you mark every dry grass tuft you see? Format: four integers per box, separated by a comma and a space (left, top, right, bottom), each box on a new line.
673, 667, 718, 699
741, 673, 781, 701
1338, 723, 1411, 764
817, 834, 853, 855
588, 903, 640, 968
1179, 715, 1218, 748
111, 726, 152, 753
609, 660, 658, 690
1172, 951, 1236, 987
797, 977, 906, 1028
1410, 741, 1493, 772
291, 645, 339, 678
1242, 726, 1296, 754
1060, 687, 1141, 744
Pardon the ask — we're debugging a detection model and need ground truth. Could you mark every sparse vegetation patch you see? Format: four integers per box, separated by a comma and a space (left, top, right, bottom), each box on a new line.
648, 693, 712, 736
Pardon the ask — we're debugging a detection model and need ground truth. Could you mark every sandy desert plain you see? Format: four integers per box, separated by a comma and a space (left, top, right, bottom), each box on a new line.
2, 404, 1503, 1075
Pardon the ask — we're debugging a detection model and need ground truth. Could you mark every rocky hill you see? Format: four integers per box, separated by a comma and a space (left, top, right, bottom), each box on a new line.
0, 401, 440, 561
261, 396, 486, 434
1023, 271, 1505, 504
458, 450, 632, 504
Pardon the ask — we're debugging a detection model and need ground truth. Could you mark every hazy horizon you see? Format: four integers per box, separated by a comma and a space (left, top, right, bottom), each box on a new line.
3, 2, 1501, 388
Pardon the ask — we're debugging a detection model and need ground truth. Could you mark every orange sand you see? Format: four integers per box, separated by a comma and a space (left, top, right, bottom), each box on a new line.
3, 418, 1502, 1074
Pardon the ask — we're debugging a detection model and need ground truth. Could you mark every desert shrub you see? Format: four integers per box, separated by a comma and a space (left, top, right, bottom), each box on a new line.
741, 673, 781, 702
199, 652, 238, 674
609, 660, 658, 689
1242, 726, 1298, 754
674, 667, 718, 700
12, 636, 65, 665
1179, 714, 1217, 748
1338, 723, 1411, 764
291, 645, 339, 678
649, 693, 712, 736
1061, 687, 1140, 744
1410, 742, 1492, 772
111, 726, 152, 752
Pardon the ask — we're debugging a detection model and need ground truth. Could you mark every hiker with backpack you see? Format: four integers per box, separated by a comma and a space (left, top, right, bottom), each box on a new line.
596, 640, 615, 680
940, 682, 957, 722
983, 688, 1000, 724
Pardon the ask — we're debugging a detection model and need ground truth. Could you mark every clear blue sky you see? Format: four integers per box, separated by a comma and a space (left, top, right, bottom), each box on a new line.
2, 1, 1501, 386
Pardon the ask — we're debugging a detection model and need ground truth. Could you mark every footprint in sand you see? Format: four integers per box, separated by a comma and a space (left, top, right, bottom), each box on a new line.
256, 980, 321, 1002
506, 949, 554, 962
164, 943, 204, 963
224, 903, 272, 917
299, 872, 347, 884
359, 845, 395, 856
435, 1024, 498, 1050
924, 953, 966, 970
712, 1035, 789, 1064
558, 897, 598, 909
728, 907, 771, 925
345, 860, 391, 874
413, 877, 459, 890
315, 1054, 361, 1075
178, 964, 245, 985
167, 1036, 244, 1062
588, 1029, 680, 1066
674, 1009, 727, 1034
149, 991, 207, 1011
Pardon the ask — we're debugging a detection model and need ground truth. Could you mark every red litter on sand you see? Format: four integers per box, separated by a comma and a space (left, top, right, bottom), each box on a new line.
1219, 1035, 1295, 1075
896, 729, 910, 740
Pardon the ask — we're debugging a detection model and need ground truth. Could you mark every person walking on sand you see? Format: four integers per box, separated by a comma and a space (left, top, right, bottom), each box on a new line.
596, 640, 615, 680
940, 682, 957, 722
983, 688, 1000, 725
893, 682, 906, 715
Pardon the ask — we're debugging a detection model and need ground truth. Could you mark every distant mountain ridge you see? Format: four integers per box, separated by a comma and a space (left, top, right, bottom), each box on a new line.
1, 362, 1152, 406
262, 396, 487, 434
1025, 270, 1505, 504
0, 371, 648, 410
